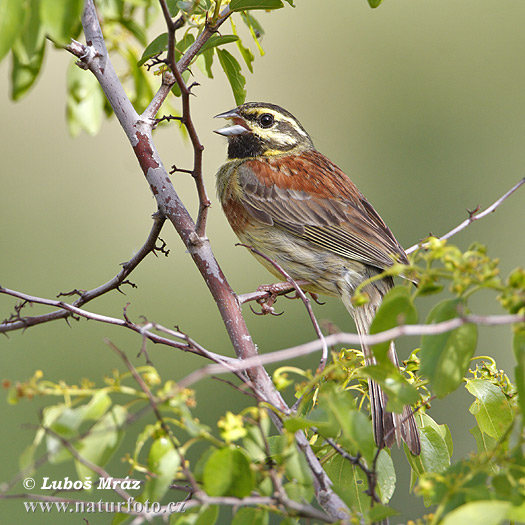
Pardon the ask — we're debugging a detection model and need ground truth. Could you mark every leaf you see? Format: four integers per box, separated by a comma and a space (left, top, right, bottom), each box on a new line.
175, 32, 195, 60
217, 49, 246, 105
11, 47, 44, 100
441, 500, 511, 525
368, 505, 399, 522
66, 62, 105, 136
229, 0, 284, 11
40, 0, 83, 46
420, 298, 477, 397
361, 362, 420, 413
469, 426, 497, 455
198, 34, 239, 55
200, 48, 214, 78
203, 447, 255, 498
166, 0, 179, 17
11, 16, 46, 101
324, 454, 370, 513
0, 0, 26, 63
513, 331, 525, 416
376, 449, 396, 504
230, 18, 254, 73
75, 405, 127, 482
466, 379, 513, 440
141, 436, 180, 503
138, 33, 168, 66
232, 507, 269, 525
369, 286, 418, 363
406, 413, 450, 475
82, 391, 112, 421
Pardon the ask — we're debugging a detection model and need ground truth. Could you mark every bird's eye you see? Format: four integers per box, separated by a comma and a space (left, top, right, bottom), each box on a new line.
259, 113, 274, 128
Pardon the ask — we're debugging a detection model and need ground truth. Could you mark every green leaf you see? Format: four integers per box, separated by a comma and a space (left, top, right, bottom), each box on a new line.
0, 0, 26, 63
10, 0, 46, 100
466, 379, 513, 440
217, 49, 246, 105
229, 0, 284, 11
406, 413, 450, 475
198, 35, 239, 55
75, 405, 127, 482
175, 32, 195, 60
138, 33, 168, 67
369, 286, 418, 362
513, 331, 525, 416
127, 47, 155, 113
66, 62, 105, 136
40, 0, 83, 46
376, 449, 396, 504
368, 505, 399, 523
469, 425, 497, 455
230, 18, 254, 73
82, 391, 112, 421
203, 447, 255, 498
361, 362, 420, 412
368, 0, 384, 8
166, 0, 179, 17
420, 298, 477, 397
441, 500, 511, 525
232, 507, 269, 525
324, 454, 370, 513
11, 40, 45, 101
141, 436, 180, 503
200, 48, 214, 78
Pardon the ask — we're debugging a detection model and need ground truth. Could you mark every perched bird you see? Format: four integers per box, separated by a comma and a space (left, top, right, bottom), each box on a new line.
214, 102, 421, 455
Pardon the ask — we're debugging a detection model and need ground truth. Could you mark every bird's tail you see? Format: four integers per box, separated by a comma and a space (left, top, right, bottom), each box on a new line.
344, 283, 421, 455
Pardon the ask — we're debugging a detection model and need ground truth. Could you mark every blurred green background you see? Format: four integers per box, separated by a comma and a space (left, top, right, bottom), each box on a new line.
1, 0, 524, 523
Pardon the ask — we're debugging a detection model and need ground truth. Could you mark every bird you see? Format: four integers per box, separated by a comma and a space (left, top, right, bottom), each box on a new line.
214, 102, 421, 455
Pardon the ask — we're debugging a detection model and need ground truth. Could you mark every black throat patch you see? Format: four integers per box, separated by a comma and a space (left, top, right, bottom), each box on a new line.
227, 133, 264, 159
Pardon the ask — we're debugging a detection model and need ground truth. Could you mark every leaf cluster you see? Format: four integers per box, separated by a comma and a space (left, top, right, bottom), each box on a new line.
4, 239, 525, 524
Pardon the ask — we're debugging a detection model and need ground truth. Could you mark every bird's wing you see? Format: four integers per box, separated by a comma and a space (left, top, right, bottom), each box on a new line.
236, 151, 408, 270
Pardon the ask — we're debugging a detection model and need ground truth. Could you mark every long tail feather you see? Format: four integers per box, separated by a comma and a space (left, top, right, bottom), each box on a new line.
347, 286, 421, 455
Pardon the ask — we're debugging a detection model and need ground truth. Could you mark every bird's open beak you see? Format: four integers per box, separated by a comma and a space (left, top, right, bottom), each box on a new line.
214, 109, 249, 136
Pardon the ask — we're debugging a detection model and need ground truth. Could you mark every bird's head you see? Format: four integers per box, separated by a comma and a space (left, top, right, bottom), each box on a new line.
214, 102, 314, 159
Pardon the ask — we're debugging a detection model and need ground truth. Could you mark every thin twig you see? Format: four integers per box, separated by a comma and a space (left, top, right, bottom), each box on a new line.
41, 427, 133, 502
106, 340, 202, 495
0, 214, 166, 334
159, 0, 210, 238
177, 312, 524, 388
406, 177, 525, 254
0, 287, 238, 368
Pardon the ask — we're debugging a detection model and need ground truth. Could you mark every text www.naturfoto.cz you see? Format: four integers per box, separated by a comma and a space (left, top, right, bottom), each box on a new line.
23, 500, 186, 514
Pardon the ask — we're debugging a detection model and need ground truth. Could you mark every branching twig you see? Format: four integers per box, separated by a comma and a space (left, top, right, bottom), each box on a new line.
0, 287, 239, 369
106, 340, 202, 495
0, 214, 166, 334
159, 0, 210, 238
406, 177, 525, 254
